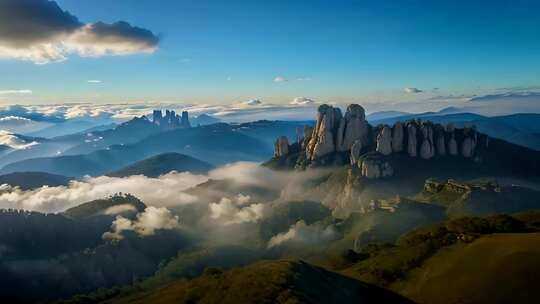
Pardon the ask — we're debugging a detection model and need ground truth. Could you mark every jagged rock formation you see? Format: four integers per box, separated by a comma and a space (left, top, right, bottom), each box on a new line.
350, 140, 362, 165
274, 136, 290, 157
152, 109, 191, 130
273, 103, 487, 179
359, 154, 394, 179
376, 126, 393, 155
336, 104, 369, 152
306, 105, 343, 159
392, 122, 404, 152
407, 123, 417, 157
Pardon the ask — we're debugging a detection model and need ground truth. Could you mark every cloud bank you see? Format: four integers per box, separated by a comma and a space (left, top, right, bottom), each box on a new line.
0, 0, 159, 64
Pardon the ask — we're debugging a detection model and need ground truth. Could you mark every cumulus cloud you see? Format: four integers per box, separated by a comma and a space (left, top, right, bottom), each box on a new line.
209, 194, 266, 225
267, 220, 338, 248
0, 0, 159, 64
290, 97, 315, 105
273, 76, 288, 83
404, 87, 423, 94
0, 90, 32, 95
102, 206, 180, 241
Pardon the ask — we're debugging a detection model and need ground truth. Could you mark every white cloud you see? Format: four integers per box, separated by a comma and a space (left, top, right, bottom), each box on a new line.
273, 76, 288, 83
267, 220, 338, 248
290, 97, 315, 105
0, 90, 32, 95
87, 80, 102, 84
102, 206, 180, 240
209, 194, 266, 225
296, 77, 312, 81
0, 1, 159, 64
404, 87, 423, 94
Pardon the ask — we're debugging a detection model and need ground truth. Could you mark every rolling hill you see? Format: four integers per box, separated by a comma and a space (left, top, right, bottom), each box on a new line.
107, 153, 213, 177
340, 212, 540, 304
104, 260, 414, 304
0, 171, 72, 190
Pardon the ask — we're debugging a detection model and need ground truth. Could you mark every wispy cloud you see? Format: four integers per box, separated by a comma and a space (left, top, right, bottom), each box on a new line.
296, 77, 312, 81
0, 89, 32, 95
273, 76, 288, 83
87, 80, 102, 84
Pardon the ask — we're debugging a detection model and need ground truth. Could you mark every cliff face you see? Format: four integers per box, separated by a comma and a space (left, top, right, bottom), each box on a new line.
273, 103, 488, 179
152, 109, 191, 130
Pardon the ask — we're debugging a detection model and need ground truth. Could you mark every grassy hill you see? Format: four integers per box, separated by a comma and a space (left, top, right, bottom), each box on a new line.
396, 232, 540, 304
101, 260, 414, 304
107, 153, 213, 177
339, 211, 540, 304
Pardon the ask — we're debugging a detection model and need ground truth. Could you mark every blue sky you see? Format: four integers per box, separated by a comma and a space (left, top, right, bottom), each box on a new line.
0, 0, 539, 105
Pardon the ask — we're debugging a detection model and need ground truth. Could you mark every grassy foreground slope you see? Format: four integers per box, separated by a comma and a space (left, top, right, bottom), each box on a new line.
105, 260, 414, 304
340, 212, 540, 304
396, 233, 540, 304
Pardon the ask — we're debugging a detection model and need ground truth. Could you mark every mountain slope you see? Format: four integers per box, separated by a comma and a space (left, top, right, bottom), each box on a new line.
107, 153, 213, 177
0, 171, 72, 190
106, 260, 414, 304
396, 232, 540, 304
340, 212, 540, 304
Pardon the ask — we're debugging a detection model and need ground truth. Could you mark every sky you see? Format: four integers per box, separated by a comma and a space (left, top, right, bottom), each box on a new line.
0, 0, 539, 106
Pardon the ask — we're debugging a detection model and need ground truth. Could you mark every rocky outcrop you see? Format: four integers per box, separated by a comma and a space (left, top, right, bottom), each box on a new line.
306, 105, 342, 159
153, 109, 191, 130
180, 111, 191, 128
376, 126, 393, 155
419, 124, 435, 159
436, 131, 446, 156
350, 140, 362, 165
272, 103, 488, 178
448, 135, 458, 156
336, 104, 369, 152
274, 136, 290, 158
407, 123, 417, 157
461, 137, 474, 158
359, 155, 394, 179
391, 122, 404, 152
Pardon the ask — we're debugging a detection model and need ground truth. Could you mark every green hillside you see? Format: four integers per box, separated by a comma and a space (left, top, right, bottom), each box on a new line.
107, 153, 213, 177
102, 260, 414, 304
396, 232, 540, 304
340, 212, 540, 304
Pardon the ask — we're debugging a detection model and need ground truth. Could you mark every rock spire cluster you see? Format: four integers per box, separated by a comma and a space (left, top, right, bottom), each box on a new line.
152, 109, 191, 130
274, 103, 486, 179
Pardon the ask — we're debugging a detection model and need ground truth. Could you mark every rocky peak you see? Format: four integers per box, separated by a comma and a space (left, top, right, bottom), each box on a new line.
274, 136, 290, 158
152, 109, 191, 130
305, 105, 343, 159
